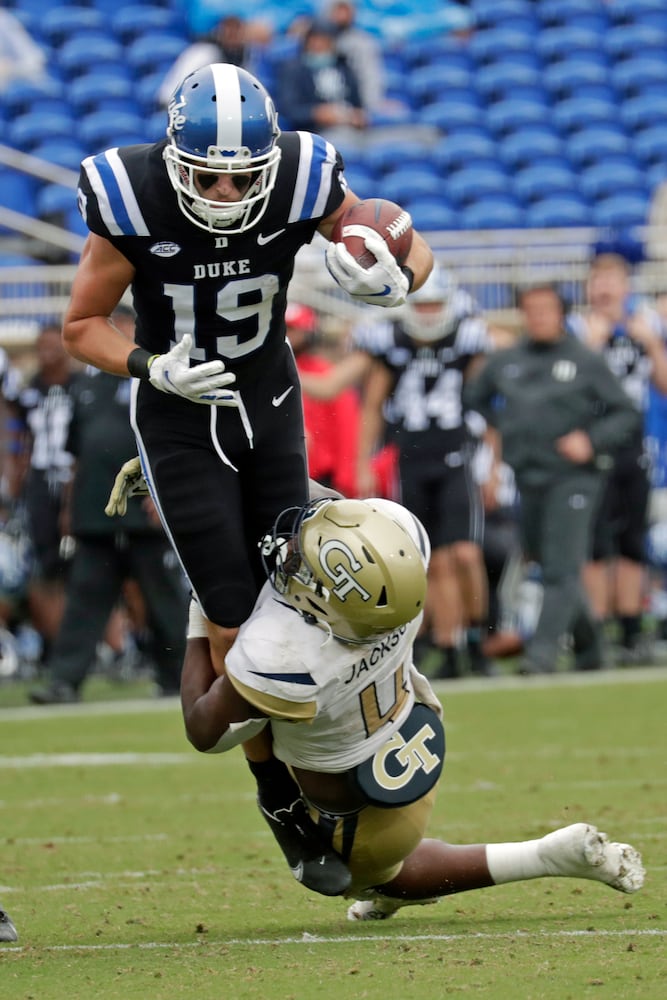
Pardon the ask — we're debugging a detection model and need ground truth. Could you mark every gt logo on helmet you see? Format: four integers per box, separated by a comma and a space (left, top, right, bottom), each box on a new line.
319, 540, 371, 602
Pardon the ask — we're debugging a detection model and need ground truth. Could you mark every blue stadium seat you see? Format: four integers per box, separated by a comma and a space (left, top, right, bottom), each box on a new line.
433, 131, 498, 171
592, 194, 649, 229
382, 167, 441, 205
498, 127, 563, 169
604, 23, 667, 61
79, 111, 147, 152
136, 72, 166, 114
1, 77, 66, 116
634, 125, 667, 166
69, 73, 135, 115
476, 61, 543, 101
404, 198, 459, 232
460, 196, 524, 230
513, 163, 578, 203
611, 57, 667, 97
610, 0, 667, 22
9, 110, 76, 151
539, 0, 610, 29
0, 170, 38, 233
552, 96, 618, 134
592, 193, 650, 229
537, 25, 601, 63
407, 64, 473, 106
58, 34, 125, 78
30, 139, 86, 172
566, 126, 631, 167
340, 166, 375, 200
41, 6, 105, 46
579, 161, 647, 203
126, 34, 186, 76
472, 0, 536, 31
468, 27, 537, 65
408, 79, 479, 111
447, 165, 512, 207
621, 95, 667, 134
487, 97, 550, 136
36, 183, 77, 219
111, 5, 185, 43
420, 100, 486, 132
525, 195, 591, 228
543, 58, 609, 98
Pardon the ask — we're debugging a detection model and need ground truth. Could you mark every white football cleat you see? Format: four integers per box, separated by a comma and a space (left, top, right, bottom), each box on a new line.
538, 823, 645, 893
347, 895, 439, 921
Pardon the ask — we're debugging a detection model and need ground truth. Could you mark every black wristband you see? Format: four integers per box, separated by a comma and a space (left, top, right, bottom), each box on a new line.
127, 347, 155, 380
401, 265, 415, 292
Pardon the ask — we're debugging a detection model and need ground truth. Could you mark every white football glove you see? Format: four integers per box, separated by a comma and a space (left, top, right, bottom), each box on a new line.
148, 333, 238, 405
325, 233, 410, 307
105, 456, 149, 518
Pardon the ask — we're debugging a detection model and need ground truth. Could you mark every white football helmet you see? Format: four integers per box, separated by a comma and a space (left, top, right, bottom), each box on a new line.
401, 263, 459, 342
163, 63, 282, 234
261, 498, 428, 644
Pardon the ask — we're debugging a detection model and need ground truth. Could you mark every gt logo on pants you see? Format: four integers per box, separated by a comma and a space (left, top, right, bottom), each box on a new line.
355, 702, 446, 807
372, 725, 440, 790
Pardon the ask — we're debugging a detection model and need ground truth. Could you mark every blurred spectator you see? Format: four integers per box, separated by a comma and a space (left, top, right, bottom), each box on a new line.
158, 14, 272, 108
6, 324, 86, 657
569, 243, 667, 664
354, 265, 494, 678
323, 1, 397, 117
0, 10, 47, 93
29, 307, 188, 705
275, 19, 366, 139
465, 282, 640, 674
286, 302, 360, 498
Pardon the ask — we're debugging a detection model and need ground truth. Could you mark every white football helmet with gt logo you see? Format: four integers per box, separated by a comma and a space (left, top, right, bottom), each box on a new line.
163, 63, 282, 234
261, 498, 429, 644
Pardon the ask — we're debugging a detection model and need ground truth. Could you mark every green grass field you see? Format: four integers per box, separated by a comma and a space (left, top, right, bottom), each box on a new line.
1, 670, 665, 1000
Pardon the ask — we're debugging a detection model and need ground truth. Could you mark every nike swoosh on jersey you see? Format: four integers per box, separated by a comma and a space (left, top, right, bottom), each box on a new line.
257, 228, 286, 245
272, 386, 294, 407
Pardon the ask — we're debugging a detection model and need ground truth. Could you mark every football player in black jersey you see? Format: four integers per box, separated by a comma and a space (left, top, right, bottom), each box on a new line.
62, 63, 432, 894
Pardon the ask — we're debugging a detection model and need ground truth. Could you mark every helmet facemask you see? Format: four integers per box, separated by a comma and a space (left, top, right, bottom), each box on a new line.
400, 264, 459, 343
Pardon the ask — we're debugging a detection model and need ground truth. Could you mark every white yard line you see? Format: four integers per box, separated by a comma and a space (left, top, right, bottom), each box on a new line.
2, 927, 666, 955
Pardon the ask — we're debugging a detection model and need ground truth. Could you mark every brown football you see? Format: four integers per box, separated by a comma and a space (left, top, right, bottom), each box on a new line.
330, 199, 413, 269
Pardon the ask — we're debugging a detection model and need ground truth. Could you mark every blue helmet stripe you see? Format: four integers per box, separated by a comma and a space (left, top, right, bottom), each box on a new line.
289, 132, 337, 222
83, 149, 150, 237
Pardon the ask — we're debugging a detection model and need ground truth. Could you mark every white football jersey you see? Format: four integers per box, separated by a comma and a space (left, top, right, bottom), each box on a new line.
225, 583, 432, 772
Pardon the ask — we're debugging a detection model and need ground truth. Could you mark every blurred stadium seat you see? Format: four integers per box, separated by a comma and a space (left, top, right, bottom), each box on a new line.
525, 195, 591, 229
460, 196, 524, 230
592, 192, 651, 229
41, 6, 105, 46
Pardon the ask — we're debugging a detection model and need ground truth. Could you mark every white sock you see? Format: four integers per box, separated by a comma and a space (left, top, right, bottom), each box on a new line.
485, 839, 545, 884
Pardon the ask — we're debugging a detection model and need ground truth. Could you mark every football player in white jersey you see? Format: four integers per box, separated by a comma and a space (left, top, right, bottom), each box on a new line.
179, 494, 645, 920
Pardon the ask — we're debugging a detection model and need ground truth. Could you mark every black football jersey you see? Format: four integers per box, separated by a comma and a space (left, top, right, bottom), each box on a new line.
354, 290, 490, 459
77, 132, 346, 384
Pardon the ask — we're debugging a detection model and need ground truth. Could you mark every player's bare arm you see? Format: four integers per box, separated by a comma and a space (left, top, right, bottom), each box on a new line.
181, 636, 265, 753
63, 234, 138, 374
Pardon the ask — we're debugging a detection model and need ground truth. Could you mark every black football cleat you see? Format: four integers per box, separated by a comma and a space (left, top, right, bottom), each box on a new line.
0, 907, 18, 943
258, 795, 351, 897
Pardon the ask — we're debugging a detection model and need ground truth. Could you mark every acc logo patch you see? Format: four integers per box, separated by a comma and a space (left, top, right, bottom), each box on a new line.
354, 703, 445, 808
150, 242, 181, 257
